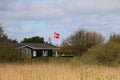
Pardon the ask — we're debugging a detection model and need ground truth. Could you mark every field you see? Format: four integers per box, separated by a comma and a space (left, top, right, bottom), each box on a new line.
0, 62, 120, 80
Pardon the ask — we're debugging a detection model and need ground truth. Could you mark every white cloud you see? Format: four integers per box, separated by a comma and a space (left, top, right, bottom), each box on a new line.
6, 25, 35, 33
1, 0, 120, 21
0, 0, 120, 43
0, 1, 65, 21
60, 0, 120, 13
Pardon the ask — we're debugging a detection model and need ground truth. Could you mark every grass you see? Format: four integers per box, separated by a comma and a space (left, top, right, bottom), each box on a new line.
0, 62, 120, 80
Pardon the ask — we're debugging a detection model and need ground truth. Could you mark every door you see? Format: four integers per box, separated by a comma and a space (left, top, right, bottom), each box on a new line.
48, 50, 53, 57
36, 50, 43, 57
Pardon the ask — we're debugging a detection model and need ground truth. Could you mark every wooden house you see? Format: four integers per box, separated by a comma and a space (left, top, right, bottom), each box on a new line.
17, 43, 57, 58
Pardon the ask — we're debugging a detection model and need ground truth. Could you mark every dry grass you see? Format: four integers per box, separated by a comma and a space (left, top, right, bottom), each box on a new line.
0, 63, 120, 80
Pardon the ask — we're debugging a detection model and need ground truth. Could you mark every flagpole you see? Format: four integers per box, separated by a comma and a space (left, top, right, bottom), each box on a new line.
54, 32, 60, 57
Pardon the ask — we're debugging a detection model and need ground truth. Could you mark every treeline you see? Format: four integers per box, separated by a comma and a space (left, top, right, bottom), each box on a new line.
59, 28, 120, 66
0, 24, 45, 62
1, 23, 120, 66
0, 25, 20, 62
59, 28, 104, 56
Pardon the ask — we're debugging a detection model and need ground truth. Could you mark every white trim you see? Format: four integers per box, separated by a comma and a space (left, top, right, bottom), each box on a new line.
56, 51, 58, 57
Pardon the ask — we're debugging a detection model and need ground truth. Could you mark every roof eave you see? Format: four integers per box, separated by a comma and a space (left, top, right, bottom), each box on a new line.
18, 45, 58, 50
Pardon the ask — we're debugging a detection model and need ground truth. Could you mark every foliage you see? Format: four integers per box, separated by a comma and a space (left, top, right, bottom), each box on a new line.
0, 43, 21, 62
0, 26, 20, 62
8, 39, 18, 43
60, 28, 104, 56
109, 33, 120, 43
81, 42, 120, 66
21, 36, 45, 43
0, 25, 8, 42
0, 24, 4, 37
0, 25, 18, 43
59, 43, 73, 54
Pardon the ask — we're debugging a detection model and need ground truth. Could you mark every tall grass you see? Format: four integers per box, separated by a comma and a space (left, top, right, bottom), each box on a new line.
0, 63, 120, 80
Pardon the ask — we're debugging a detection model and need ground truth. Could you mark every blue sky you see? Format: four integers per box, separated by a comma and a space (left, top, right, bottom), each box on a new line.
0, 0, 120, 45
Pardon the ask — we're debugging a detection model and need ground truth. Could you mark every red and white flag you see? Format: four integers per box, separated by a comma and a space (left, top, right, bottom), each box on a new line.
54, 32, 60, 39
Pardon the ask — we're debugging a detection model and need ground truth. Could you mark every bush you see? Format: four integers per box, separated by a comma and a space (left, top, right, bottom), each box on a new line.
60, 28, 104, 56
81, 42, 120, 66
0, 43, 21, 62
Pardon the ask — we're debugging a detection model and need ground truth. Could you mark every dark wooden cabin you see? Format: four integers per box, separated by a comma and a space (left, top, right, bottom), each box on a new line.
18, 43, 57, 58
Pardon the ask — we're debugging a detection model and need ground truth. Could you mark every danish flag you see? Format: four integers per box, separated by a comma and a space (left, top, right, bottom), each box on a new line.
54, 32, 60, 39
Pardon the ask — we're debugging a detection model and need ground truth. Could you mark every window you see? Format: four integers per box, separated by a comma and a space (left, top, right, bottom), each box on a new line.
33, 51, 36, 57
42, 50, 48, 56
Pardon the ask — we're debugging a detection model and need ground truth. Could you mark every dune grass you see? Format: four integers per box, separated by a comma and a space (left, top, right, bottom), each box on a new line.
0, 62, 120, 80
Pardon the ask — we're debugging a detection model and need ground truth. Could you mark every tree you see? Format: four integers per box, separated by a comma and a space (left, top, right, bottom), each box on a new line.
60, 28, 104, 56
0, 24, 18, 43
0, 25, 20, 62
8, 39, 18, 43
21, 36, 45, 43
0, 25, 4, 37
109, 33, 120, 43
0, 24, 8, 42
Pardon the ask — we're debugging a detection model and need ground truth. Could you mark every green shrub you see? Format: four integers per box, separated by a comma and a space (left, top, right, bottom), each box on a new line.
81, 42, 120, 66
0, 43, 21, 62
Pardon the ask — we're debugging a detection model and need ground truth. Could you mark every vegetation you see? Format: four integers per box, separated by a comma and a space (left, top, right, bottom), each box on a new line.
60, 28, 104, 56
1, 24, 120, 66
1, 24, 120, 79
0, 24, 17, 43
78, 33, 120, 66
0, 43, 21, 62
0, 63, 120, 80
21, 36, 45, 43
59, 28, 120, 66
0, 25, 20, 62
109, 33, 120, 43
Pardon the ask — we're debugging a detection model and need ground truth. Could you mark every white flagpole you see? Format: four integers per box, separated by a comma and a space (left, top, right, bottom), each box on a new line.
54, 32, 60, 57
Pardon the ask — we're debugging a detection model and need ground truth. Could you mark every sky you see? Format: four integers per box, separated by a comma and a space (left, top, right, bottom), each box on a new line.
0, 0, 120, 45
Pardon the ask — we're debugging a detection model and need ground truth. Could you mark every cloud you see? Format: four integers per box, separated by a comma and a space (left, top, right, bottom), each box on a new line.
1, 0, 120, 21
0, 0, 120, 44
60, 0, 120, 13
0, 1, 65, 21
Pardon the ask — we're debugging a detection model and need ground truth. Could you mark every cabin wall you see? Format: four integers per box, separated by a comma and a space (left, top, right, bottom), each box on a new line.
32, 49, 53, 58
21, 47, 32, 58
20, 47, 53, 58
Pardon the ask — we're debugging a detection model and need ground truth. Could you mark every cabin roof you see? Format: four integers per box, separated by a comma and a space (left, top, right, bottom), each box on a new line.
17, 43, 58, 50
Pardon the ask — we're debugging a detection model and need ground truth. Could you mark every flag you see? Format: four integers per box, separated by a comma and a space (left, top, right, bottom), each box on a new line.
54, 32, 60, 39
